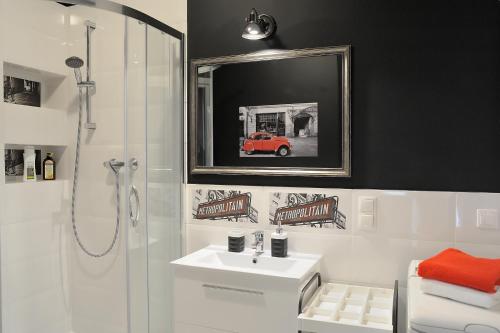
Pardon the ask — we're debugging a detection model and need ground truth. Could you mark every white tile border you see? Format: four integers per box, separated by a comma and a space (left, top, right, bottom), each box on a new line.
185, 184, 500, 286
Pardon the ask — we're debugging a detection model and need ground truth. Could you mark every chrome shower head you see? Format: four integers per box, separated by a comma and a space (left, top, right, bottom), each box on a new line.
65, 56, 84, 69
65, 56, 84, 84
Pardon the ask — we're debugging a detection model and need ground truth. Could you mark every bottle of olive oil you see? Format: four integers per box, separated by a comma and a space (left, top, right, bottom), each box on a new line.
43, 153, 56, 180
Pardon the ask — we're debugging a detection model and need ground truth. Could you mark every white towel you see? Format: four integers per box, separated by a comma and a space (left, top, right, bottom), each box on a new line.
421, 278, 500, 309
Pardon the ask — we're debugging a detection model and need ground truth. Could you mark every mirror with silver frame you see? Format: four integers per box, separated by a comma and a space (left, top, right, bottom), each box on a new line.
190, 46, 351, 177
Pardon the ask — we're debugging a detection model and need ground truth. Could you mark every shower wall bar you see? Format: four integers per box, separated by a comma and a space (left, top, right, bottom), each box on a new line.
84, 20, 96, 130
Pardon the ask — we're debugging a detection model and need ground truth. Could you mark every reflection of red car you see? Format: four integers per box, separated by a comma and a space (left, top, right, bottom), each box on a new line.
242, 132, 291, 156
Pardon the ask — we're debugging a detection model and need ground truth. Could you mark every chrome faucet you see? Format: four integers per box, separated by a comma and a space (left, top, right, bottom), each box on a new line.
252, 231, 264, 263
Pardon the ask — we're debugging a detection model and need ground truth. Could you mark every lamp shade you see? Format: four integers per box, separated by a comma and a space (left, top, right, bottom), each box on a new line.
242, 8, 276, 40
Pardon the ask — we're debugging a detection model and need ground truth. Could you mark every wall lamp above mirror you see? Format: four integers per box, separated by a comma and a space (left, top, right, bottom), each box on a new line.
242, 8, 277, 40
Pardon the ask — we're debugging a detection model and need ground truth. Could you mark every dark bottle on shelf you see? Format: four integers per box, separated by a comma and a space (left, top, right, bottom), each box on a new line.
42, 153, 56, 180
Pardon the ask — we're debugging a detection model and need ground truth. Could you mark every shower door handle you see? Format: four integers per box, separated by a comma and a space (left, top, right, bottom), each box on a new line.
129, 158, 139, 171
129, 185, 140, 227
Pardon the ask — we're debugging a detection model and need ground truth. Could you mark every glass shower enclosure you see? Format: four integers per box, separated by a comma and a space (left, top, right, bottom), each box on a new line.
0, 1, 183, 333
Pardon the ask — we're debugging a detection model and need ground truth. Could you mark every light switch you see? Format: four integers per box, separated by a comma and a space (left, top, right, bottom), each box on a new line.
359, 214, 375, 231
359, 197, 376, 214
476, 209, 499, 230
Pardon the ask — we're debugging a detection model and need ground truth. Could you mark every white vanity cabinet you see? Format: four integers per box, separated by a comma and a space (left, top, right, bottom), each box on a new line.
171, 246, 322, 333
175, 322, 234, 333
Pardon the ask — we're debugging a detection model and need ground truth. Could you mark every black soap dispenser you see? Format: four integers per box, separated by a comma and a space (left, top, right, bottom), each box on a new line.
228, 230, 245, 252
271, 223, 288, 257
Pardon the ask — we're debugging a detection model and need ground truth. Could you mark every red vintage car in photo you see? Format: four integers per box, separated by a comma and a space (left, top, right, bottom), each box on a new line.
242, 132, 292, 156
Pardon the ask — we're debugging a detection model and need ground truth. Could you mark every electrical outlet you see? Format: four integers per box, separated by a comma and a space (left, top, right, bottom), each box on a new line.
359, 214, 375, 231
476, 209, 499, 230
359, 197, 376, 214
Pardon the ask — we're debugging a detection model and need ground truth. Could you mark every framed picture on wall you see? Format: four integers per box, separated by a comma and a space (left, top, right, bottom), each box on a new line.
3, 75, 41, 107
4, 149, 42, 178
190, 45, 351, 177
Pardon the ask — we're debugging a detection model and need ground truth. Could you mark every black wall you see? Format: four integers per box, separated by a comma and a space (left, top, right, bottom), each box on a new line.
212, 56, 342, 168
188, 0, 500, 192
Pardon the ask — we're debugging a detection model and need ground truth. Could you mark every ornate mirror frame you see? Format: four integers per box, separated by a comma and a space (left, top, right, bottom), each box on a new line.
189, 45, 351, 177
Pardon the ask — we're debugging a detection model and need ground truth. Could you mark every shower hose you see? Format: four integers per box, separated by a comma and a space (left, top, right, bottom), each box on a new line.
71, 88, 120, 258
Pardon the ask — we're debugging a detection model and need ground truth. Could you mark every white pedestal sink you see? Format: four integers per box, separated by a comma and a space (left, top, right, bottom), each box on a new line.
171, 245, 322, 333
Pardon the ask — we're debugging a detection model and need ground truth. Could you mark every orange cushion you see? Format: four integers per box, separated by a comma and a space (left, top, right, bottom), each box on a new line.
418, 248, 500, 293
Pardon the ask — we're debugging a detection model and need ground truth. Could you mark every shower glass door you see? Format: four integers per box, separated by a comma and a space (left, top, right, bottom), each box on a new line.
125, 17, 183, 333
0, 1, 182, 333
126, 17, 149, 333
145, 24, 183, 333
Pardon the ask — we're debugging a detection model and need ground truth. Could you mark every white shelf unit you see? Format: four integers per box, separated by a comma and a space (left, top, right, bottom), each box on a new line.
298, 282, 397, 333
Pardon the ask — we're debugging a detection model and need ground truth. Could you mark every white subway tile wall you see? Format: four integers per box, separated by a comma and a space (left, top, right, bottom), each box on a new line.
0, 1, 72, 332
185, 185, 500, 333
456, 192, 500, 245
186, 185, 500, 287
0, 0, 186, 331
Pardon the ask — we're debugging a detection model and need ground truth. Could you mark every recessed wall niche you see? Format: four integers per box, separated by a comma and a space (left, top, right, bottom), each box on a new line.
4, 144, 67, 183
3, 61, 67, 110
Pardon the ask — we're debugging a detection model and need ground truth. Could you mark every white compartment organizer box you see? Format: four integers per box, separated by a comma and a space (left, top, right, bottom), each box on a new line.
298, 280, 398, 333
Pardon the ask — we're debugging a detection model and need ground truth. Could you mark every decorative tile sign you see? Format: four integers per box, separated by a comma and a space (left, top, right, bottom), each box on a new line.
274, 197, 335, 225
269, 192, 347, 229
195, 193, 250, 219
192, 189, 258, 223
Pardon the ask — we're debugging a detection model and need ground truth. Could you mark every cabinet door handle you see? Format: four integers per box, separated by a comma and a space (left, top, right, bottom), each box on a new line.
202, 284, 264, 296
